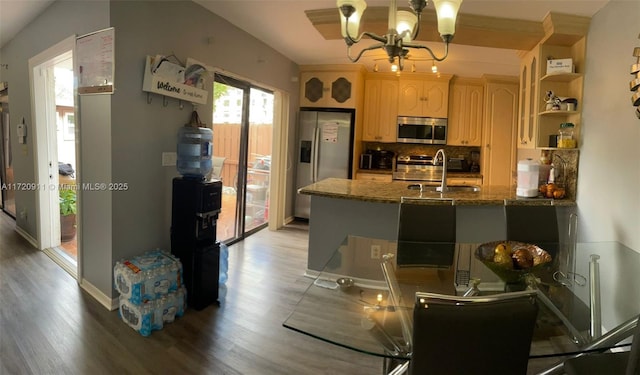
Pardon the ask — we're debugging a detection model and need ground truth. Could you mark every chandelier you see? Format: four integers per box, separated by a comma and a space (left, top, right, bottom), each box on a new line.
337, 0, 462, 71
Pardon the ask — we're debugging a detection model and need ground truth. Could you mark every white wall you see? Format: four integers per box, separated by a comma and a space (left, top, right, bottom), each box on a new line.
578, 0, 640, 252
574, 0, 640, 331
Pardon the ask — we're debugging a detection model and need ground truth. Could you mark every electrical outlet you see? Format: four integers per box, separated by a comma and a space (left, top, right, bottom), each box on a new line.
162, 152, 177, 166
370, 245, 381, 259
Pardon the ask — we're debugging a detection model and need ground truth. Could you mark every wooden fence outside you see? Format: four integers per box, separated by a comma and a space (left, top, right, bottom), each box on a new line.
212, 123, 273, 188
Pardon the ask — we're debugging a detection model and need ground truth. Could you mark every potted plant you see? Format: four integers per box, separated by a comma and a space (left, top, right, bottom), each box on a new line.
59, 188, 77, 242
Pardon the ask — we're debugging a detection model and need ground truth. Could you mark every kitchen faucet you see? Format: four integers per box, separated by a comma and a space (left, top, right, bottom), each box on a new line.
434, 149, 448, 192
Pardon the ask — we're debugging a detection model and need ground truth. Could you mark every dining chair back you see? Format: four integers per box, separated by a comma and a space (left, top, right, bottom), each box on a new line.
410, 290, 538, 375
564, 315, 640, 375
505, 204, 560, 259
397, 198, 456, 268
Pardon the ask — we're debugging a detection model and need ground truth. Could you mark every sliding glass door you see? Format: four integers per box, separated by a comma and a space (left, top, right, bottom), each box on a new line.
212, 74, 273, 243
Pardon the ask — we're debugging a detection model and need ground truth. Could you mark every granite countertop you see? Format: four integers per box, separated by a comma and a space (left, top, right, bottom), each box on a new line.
298, 178, 576, 206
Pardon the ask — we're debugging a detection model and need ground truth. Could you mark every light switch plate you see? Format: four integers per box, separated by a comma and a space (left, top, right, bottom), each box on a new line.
162, 152, 177, 166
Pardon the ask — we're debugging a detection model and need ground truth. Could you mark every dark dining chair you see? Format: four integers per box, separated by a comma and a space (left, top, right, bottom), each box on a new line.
410, 290, 538, 375
504, 204, 560, 260
564, 315, 640, 375
397, 198, 456, 268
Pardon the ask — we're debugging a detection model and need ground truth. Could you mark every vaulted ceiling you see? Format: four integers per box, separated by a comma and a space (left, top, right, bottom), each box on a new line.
1, 0, 610, 77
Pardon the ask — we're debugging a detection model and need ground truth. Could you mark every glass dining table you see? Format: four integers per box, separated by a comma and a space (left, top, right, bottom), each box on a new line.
283, 236, 639, 375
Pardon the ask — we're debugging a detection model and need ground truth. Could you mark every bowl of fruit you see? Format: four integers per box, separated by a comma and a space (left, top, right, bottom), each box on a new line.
475, 241, 552, 283
539, 183, 565, 199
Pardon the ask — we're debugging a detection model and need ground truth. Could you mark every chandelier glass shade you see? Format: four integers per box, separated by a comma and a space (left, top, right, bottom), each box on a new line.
337, 0, 462, 71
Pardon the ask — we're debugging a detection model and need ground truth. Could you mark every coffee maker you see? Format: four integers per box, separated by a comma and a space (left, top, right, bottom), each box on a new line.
371, 150, 394, 170
469, 151, 480, 172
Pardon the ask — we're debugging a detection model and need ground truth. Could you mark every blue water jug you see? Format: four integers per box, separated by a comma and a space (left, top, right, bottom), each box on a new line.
177, 125, 213, 179
219, 243, 229, 284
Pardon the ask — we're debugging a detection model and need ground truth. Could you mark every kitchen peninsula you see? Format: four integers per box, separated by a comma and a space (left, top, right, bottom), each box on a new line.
300, 178, 575, 273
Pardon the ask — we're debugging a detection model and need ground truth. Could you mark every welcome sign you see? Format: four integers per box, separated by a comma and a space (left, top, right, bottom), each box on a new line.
142, 56, 208, 105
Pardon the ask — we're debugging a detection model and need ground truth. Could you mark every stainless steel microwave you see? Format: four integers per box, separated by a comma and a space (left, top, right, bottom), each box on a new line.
397, 116, 447, 144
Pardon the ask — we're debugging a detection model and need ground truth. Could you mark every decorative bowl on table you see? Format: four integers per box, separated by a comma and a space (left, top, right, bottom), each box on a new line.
475, 241, 552, 284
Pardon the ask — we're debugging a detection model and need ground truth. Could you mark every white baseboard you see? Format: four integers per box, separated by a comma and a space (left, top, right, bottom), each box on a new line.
15, 225, 38, 248
80, 278, 119, 311
304, 269, 320, 279
42, 247, 77, 279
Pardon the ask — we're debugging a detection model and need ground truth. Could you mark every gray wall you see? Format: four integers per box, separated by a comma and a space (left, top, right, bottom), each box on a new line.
0, 0, 300, 299
0, 0, 110, 239
78, 94, 113, 294
0, 1, 112, 293
109, 1, 299, 266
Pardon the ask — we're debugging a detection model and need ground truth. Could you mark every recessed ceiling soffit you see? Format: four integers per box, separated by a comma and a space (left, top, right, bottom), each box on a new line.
306, 8, 590, 51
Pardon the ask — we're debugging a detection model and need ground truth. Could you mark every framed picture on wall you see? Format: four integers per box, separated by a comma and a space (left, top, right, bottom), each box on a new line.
63, 112, 75, 141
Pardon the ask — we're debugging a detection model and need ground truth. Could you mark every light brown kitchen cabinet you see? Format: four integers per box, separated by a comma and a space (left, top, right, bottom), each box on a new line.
517, 46, 539, 149
447, 177, 482, 186
299, 67, 364, 108
355, 172, 393, 182
448, 78, 484, 146
362, 75, 399, 142
398, 75, 451, 118
481, 76, 519, 187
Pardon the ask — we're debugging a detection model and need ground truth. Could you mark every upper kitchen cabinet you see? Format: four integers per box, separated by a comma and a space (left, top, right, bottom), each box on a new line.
448, 77, 484, 146
398, 74, 452, 118
518, 13, 589, 150
363, 74, 399, 142
299, 65, 365, 109
481, 75, 519, 187
517, 46, 539, 149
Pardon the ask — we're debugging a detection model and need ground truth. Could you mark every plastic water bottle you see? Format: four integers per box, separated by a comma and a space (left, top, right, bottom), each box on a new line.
219, 243, 229, 284
177, 126, 213, 179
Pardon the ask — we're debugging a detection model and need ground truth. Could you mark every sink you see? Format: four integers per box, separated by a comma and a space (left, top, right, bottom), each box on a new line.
407, 184, 481, 193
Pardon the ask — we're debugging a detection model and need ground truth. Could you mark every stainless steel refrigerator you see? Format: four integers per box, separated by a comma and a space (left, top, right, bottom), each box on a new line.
294, 108, 354, 219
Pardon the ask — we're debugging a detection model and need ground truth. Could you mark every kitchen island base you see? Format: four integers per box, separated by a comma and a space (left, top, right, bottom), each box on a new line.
306, 195, 576, 292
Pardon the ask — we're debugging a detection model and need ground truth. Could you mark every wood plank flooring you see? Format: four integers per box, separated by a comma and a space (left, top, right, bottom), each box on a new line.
0, 213, 565, 374
0, 214, 382, 374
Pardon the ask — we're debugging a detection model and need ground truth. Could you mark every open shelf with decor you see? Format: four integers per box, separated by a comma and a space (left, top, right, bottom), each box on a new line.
518, 13, 590, 150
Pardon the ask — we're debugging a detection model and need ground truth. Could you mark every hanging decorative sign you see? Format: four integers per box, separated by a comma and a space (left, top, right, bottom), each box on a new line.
142, 55, 208, 105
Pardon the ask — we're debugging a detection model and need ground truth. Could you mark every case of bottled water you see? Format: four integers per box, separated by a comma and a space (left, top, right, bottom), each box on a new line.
114, 249, 183, 305
118, 287, 187, 336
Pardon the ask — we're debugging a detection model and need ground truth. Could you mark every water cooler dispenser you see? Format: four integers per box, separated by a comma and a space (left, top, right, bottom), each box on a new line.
171, 177, 222, 310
